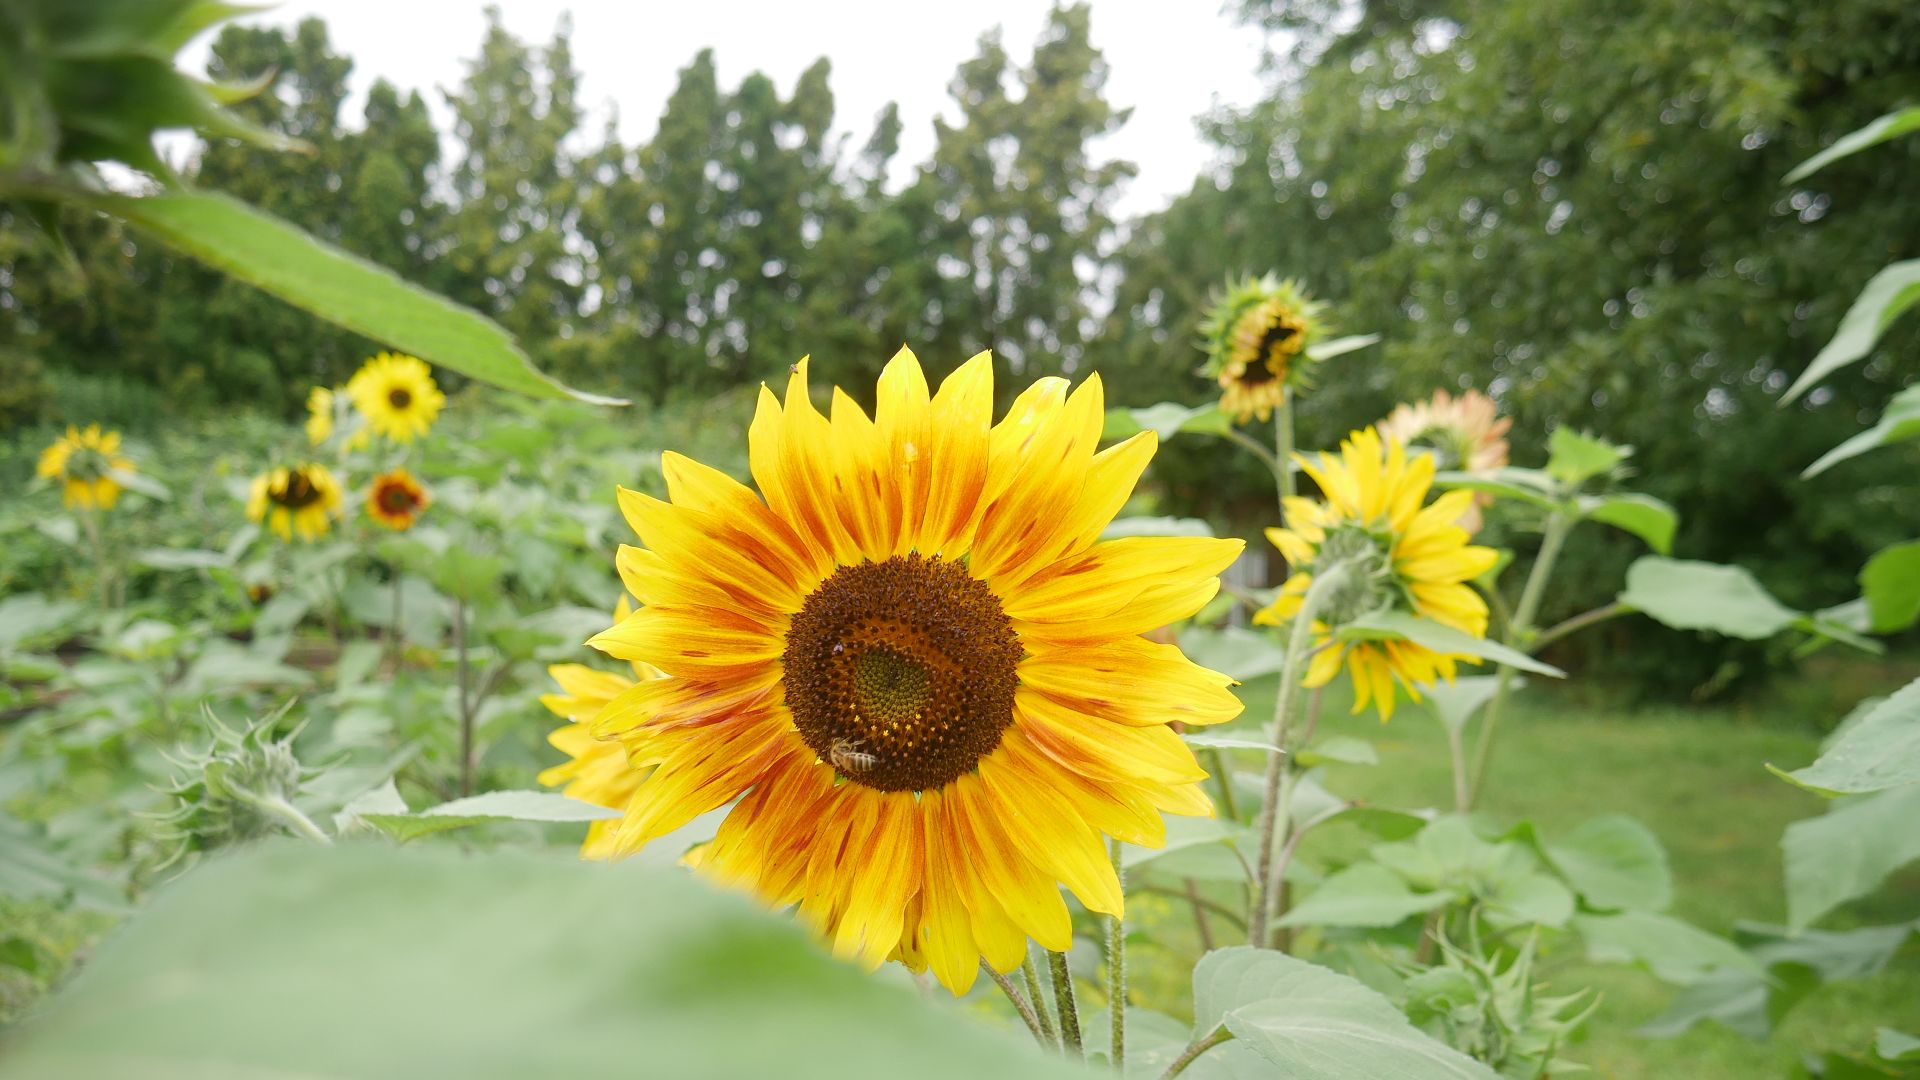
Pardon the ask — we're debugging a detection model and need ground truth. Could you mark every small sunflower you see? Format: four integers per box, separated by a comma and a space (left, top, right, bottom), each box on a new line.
246, 463, 343, 542
1377, 389, 1511, 533
581, 349, 1244, 994
1200, 274, 1329, 424
346, 353, 444, 443
538, 597, 667, 860
37, 424, 136, 510
366, 469, 430, 530
1254, 427, 1498, 720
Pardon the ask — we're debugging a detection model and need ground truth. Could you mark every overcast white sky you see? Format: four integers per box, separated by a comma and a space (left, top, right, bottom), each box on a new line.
180, 1, 1268, 218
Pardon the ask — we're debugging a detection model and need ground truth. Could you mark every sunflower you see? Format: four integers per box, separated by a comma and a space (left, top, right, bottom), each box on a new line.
246, 463, 343, 542
581, 349, 1243, 994
538, 597, 667, 859
305, 387, 336, 445
1377, 389, 1511, 533
1254, 427, 1498, 720
346, 353, 444, 443
365, 468, 430, 530
1200, 274, 1329, 424
37, 424, 136, 510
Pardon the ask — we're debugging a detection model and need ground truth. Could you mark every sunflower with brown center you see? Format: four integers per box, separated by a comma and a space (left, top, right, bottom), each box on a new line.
1200, 274, 1329, 424
571, 349, 1243, 993
246, 463, 343, 542
37, 424, 136, 510
346, 352, 444, 443
366, 468, 430, 530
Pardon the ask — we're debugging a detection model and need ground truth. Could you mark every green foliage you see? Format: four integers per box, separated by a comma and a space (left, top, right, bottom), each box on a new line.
1806, 385, 1920, 478
1774, 677, 1920, 795
1782, 261, 1920, 405
1786, 106, 1920, 183
354, 787, 621, 843
1782, 787, 1920, 931
0, 843, 1079, 1080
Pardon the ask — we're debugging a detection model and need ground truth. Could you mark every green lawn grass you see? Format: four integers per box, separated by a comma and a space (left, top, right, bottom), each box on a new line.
1220, 669, 1920, 1079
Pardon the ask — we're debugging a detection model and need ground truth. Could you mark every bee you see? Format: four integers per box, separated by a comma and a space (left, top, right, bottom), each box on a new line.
828, 737, 878, 775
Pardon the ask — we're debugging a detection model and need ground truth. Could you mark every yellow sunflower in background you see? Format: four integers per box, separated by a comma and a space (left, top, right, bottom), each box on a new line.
1255, 427, 1498, 719
582, 349, 1243, 994
305, 387, 336, 445
38, 424, 137, 510
538, 596, 666, 860
365, 468, 430, 530
1200, 274, 1329, 424
246, 463, 343, 542
346, 353, 444, 443
1377, 389, 1512, 533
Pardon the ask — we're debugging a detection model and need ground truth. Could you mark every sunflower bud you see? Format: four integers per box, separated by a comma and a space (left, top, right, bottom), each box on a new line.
1198, 274, 1330, 424
155, 704, 330, 865
1311, 527, 1397, 628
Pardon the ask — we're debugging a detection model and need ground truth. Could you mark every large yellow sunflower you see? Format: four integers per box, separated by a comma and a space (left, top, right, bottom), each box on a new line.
1200, 275, 1328, 424
346, 353, 444, 443
38, 424, 135, 510
538, 597, 666, 860
365, 468, 430, 530
1254, 427, 1498, 719
246, 463, 343, 542
580, 349, 1243, 994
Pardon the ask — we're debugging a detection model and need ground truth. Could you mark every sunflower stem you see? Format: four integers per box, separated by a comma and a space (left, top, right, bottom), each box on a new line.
387, 566, 405, 674
1248, 563, 1343, 948
1160, 1025, 1233, 1079
986, 963, 1049, 1047
1048, 948, 1083, 1057
1021, 951, 1057, 1045
1274, 397, 1297, 508
78, 503, 112, 609
1204, 747, 1240, 822
1465, 510, 1570, 809
455, 594, 474, 798
1107, 837, 1127, 1073
1185, 879, 1217, 950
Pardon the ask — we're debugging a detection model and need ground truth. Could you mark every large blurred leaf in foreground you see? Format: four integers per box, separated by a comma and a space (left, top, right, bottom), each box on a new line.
97, 191, 624, 405
0, 843, 1071, 1080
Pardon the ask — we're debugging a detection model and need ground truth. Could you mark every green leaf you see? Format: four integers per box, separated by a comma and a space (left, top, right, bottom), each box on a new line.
136, 547, 233, 571
1276, 863, 1447, 928
1303, 333, 1380, 361
1860, 540, 1920, 633
1080, 1006, 1194, 1078
1417, 675, 1508, 735
1102, 516, 1215, 538
0, 819, 125, 910
1783, 261, 1920, 404
1543, 815, 1674, 912
1102, 402, 1233, 441
1619, 556, 1800, 639
1123, 817, 1250, 878
1773, 677, 1920, 795
95, 191, 623, 404
1783, 785, 1920, 931
1878, 1029, 1920, 1063
1785, 106, 1920, 182
1433, 467, 1561, 510
361, 790, 620, 842
1638, 962, 1820, 1041
1804, 384, 1920, 477
1190, 947, 1500, 1079
1177, 625, 1283, 681
1294, 736, 1377, 767
1182, 733, 1282, 753
1574, 911, 1758, 985
1545, 427, 1630, 487
1578, 492, 1678, 554
2, 844, 1075, 1080
1336, 611, 1566, 677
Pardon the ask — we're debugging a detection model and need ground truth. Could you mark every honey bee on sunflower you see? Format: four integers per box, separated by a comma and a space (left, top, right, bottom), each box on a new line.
1254, 426, 1499, 719
346, 353, 444, 443
365, 469, 430, 531
247, 463, 344, 542
37, 424, 137, 510
1200, 274, 1330, 424
555, 349, 1244, 994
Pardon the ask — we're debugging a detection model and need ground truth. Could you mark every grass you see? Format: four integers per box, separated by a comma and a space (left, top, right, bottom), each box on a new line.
1211, 665, 1920, 1078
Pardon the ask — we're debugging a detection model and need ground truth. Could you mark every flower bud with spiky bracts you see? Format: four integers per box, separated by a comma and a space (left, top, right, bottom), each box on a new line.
154, 702, 332, 867
1198, 274, 1331, 424
1397, 930, 1597, 1076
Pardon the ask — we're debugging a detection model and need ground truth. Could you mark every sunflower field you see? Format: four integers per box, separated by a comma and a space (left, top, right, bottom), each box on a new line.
3, 3, 1919, 1079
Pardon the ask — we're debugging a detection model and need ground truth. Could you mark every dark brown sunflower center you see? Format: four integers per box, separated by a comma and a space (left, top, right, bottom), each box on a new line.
388, 387, 413, 409
377, 482, 419, 513
1255, 322, 1300, 371
782, 553, 1021, 793
272, 470, 320, 509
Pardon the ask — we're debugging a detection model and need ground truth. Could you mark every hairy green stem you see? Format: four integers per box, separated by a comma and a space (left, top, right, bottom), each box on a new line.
1107, 837, 1126, 1073
1022, 951, 1057, 1045
1185, 879, 1216, 951
1531, 600, 1629, 653
1049, 949, 1083, 1057
986, 963, 1049, 1047
1160, 1026, 1233, 1079
243, 791, 331, 846
1466, 511, 1571, 808
1204, 746, 1240, 822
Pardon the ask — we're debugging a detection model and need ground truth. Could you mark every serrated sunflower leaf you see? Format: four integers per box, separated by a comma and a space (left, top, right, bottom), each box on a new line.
1803, 383, 1920, 477
1782, 785, 1920, 931
1860, 539, 1920, 633
1543, 814, 1674, 912
1785, 105, 1920, 182
1276, 863, 1446, 928
1335, 611, 1565, 677
1784, 263, 1920, 405
1102, 402, 1234, 441
1578, 492, 1677, 554
1618, 557, 1800, 639
1770, 677, 1920, 795
361, 790, 619, 842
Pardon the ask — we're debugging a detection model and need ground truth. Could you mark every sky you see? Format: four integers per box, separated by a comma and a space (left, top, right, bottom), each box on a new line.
179, 1, 1270, 218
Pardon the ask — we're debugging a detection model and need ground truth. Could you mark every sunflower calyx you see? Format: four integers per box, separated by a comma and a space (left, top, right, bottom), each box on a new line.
1310, 528, 1397, 628
155, 703, 332, 863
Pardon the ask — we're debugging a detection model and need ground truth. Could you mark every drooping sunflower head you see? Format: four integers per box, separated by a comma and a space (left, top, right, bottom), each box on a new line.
579, 349, 1244, 994
1200, 274, 1329, 424
246, 463, 343, 542
365, 469, 430, 531
37, 424, 136, 510
1254, 426, 1498, 719
346, 353, 444, 443
1377, 389, 1511, 533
